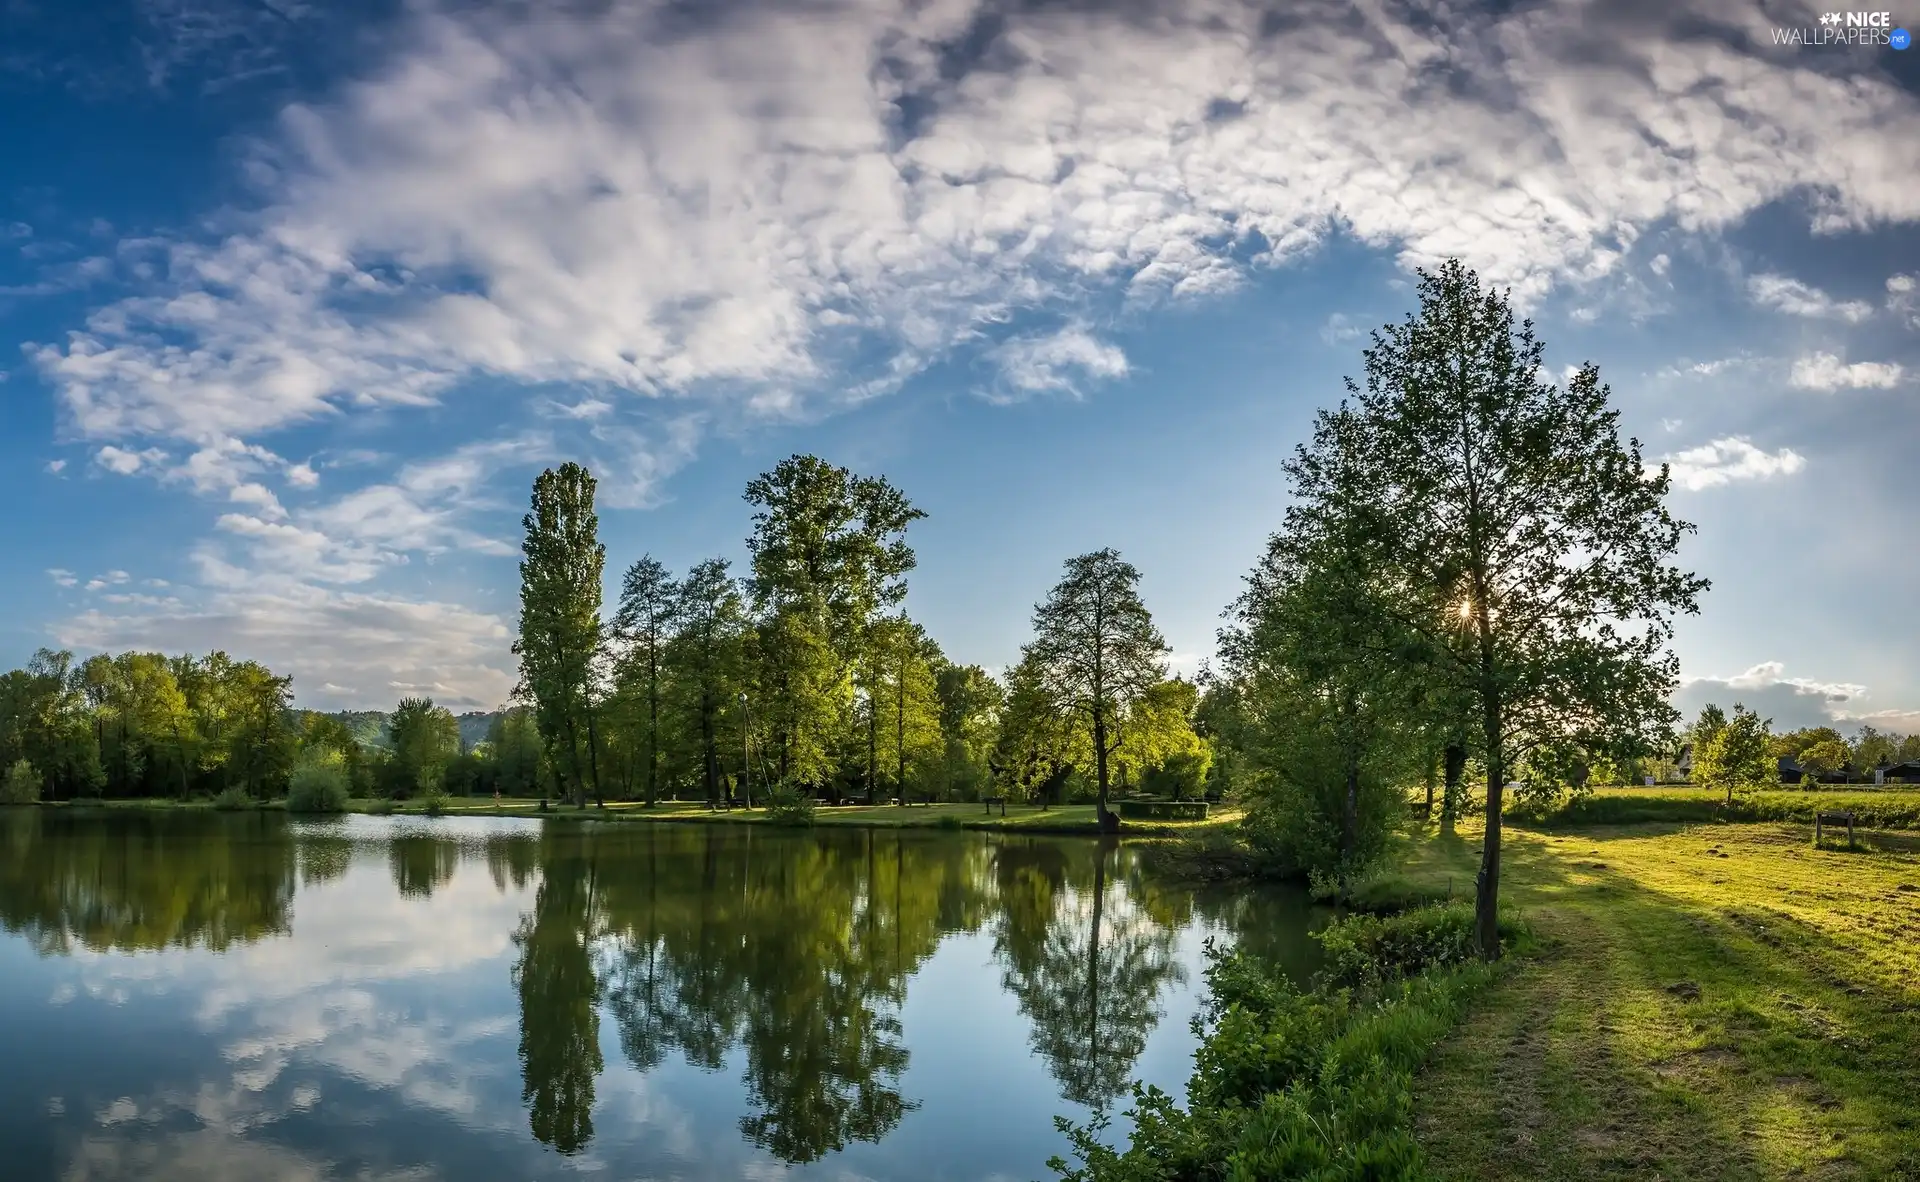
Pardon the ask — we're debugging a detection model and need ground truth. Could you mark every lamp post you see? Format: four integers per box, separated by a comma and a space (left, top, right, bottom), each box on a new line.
739, 690, 750, 810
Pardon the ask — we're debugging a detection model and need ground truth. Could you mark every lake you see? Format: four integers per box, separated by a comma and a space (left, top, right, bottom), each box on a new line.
0, 810, 1323, 1181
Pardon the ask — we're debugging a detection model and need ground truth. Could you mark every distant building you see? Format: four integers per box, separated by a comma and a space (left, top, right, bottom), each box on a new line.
1676, 744, 1693, 781
1778, 756, 1802, 783
1883, 760, 1920, 785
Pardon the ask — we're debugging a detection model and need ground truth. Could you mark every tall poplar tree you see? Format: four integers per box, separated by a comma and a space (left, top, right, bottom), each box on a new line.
614, 555, 678, 807
516, 462, 607, 808
1024, 549, 1169, 832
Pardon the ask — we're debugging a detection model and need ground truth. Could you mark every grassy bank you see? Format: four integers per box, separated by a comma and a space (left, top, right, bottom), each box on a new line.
1399, 820, 1920, 1179
26, 795, 1243, 837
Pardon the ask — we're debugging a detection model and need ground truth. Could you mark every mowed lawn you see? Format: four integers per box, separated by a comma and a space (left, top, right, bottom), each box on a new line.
1400, 820, 1920, 1180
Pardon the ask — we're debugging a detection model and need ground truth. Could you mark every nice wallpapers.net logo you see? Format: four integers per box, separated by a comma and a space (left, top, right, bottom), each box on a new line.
1770, 11, 1913, 47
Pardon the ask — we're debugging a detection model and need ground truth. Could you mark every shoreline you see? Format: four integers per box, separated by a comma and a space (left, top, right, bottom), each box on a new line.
20, 796, 1243, 839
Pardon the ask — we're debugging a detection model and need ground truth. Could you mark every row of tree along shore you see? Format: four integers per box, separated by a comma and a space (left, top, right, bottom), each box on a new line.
11, 262, 1917, 961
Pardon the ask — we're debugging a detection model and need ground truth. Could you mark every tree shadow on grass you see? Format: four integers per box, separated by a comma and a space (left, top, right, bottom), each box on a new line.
1412, 828, 1920, 1181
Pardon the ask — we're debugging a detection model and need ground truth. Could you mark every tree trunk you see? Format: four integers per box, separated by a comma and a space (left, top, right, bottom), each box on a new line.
867, 696, 878, 806
895, 663, 906, 806
646, 647, 659, 808
1475, 701, 1504, 960
1442, 742, 1466, 835
1092, 710, 1120, 833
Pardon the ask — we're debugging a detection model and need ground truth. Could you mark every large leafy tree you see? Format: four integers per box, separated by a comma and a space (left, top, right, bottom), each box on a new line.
1221, 403, 1418, 878
516, 462, 607, 808
867, 614, 943, 804
1024, 549, 1169, 832
1353, 260, 1707, 957
668, 558, 750, 806
387, 696, 460, 798
743, 455, 924, 788
613, 555, 680, 807
935, 663, 1004, 801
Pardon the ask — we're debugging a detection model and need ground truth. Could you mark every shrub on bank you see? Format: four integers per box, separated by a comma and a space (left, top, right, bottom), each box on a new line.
1, 759, 41, 805
212, 786, 252, 811
763, 784, 816, 827
287, 760, 351, 814
1052, 904, 1502, 1182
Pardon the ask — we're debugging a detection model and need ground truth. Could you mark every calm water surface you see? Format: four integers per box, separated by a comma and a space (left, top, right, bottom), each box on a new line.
0, 811, 1322, 1181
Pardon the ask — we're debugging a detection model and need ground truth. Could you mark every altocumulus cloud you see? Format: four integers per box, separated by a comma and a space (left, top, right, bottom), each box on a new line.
30, 0, 1920, 705
1789, 352, 1905, 391
1656, 436, 1805, 491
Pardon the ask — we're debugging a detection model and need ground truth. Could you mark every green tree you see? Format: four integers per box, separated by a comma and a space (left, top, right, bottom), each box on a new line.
486, 707, 548, 798
613, 555, 679, 806
869, 615, 942, 803
1, 759, 39, 804
743, 455, 924, 787
668, 558, 750, 806
516, 462, 608, 808
1024, 549, 1170, 833
388, 697, 461, 798
1694, 703, 1775, 806
1351, 261, 1706, 957
1796, 738, 1847, 782
1850, 725, 1897, 778
935, 663, 1004, 801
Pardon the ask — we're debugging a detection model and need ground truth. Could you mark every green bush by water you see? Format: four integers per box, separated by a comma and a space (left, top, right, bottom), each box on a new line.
287, 762, 350, 814
212, 786, 253, 811
762, 785, 816, 827
1, 759, 40, 805
1052, 903, 1507, 1181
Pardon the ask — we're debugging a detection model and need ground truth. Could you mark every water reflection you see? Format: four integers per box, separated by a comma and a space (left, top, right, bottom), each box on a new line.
0, 811, 1322, 1181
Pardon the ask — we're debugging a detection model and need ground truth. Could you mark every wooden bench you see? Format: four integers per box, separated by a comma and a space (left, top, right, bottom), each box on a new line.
1814, 809, 1855, 847
983, 795, 1007, 818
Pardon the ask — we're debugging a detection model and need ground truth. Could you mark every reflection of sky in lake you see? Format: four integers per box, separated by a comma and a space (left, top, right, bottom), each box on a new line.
0, 814, 1318, 1181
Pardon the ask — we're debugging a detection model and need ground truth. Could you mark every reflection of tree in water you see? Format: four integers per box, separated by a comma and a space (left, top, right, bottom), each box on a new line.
389, 834, 459, 899
512, 830, 602, 1155
596, 827, 993, 1164
0, 809, 296, 954
994, 839, 1184, 1110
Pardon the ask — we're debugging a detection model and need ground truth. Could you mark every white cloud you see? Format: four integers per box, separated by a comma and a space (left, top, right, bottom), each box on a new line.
985, 324, 1129, 400
1656, 436, 1805, 491
1788, 352, 1904, 391
1649, 252, 1670, 277
48, 568, 78, 588
1319, 313, 1363, 345
55, 579, 514, 711
26, 0, 1920, 705
1746, 273, 1875, 321
34, 0, 1920, 453
1676, 662, 1917, 735
1888, 272, 1919, 330
46, 458, 67, 474
94, 445, 167, 475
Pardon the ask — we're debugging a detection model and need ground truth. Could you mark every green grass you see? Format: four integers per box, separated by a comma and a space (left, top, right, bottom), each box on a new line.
1401, 820, 1920, 1180
34, 794, 1243, 835
1506, 785, 1920, 830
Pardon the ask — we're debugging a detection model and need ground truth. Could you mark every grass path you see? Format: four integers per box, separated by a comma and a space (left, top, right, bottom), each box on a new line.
1401, 822, 1920, 1180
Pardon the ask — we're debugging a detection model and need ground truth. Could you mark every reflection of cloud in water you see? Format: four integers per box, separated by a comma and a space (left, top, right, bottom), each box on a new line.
61, 1127, 437, 1182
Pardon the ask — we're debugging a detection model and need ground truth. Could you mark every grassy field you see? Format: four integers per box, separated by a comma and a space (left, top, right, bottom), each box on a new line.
32, 794, 1244, 836
1507, 785, 1920, 830
1397, 819, 1920, 1180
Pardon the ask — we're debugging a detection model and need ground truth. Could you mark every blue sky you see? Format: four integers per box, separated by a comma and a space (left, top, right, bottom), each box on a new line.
1, 0, 1917, 733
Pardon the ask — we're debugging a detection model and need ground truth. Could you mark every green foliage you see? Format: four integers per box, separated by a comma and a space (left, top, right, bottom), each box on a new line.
1052, 911, 1498, 1182
1024, 548, 1169, 826
1, 758, 40, 804
1505, 786, 1920, 830
422, 790, 450, 817
516, 461, 607, 807
1693, 703, 1774, 804
387, 696, 461, 798
762, 783, 816, 827
286, 758, 350, 814
212, 786, 252, 811
1115, 799, 1209, 821
1796, 738, 1848, 780
1317, 902, 1520, 988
